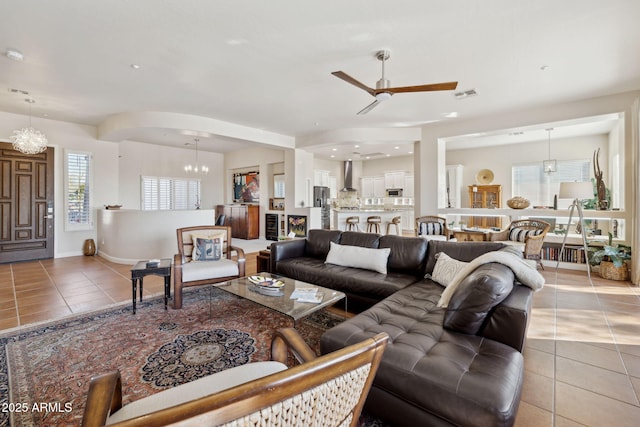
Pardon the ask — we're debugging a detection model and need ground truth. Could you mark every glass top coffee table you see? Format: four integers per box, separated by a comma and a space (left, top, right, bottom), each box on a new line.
216, 273, 345, 322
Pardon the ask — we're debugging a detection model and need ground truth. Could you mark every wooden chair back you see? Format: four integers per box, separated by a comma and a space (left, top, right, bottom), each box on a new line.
176, 225, 232, 262
82, 330, 389, 427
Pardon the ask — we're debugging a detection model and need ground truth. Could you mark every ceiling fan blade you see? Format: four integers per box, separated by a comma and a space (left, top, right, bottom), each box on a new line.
357, 99, 382, 115
383, 81, 459, 94
332, 71, 376, 96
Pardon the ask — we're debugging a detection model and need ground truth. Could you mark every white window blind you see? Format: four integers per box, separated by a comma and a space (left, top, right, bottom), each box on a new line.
512, 159, 591, 207
141, 176, 201, 210
66, 151, 92, 230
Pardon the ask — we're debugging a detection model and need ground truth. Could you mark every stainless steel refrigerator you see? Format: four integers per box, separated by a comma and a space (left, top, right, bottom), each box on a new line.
313, 186, 330, 229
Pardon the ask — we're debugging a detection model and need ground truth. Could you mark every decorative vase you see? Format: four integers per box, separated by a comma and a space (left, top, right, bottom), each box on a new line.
83, 239, 96, 256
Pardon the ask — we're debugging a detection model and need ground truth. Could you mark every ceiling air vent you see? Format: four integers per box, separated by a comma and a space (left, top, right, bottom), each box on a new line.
454, 89, 477, 100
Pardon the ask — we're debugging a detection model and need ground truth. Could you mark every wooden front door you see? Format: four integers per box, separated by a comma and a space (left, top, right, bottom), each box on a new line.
0, 142, 55, 263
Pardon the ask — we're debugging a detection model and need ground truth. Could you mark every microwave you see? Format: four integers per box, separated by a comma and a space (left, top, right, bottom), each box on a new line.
386, 188, 403, 197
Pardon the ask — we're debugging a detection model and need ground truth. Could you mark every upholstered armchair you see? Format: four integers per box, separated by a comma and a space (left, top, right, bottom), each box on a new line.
415, 216, 449, 241
81, 328, 389, 427
488, 219, 551, 268
173, 225, 245, 309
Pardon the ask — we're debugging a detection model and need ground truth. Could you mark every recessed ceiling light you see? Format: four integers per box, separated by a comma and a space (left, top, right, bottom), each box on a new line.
443, 112, 459, 118
330, 155, 335, 158
386, 154, 391, 157
366, 156, 370, 159
354, 144, 360, 148
332, 148, 337, 151
394, 146, 399, 149
408, 151, 413, 154
130, 64, 141, 70
5, 48, 24, 61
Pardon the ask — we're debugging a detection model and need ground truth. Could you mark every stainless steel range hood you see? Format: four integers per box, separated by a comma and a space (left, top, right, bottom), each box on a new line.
341, 160, 356, 192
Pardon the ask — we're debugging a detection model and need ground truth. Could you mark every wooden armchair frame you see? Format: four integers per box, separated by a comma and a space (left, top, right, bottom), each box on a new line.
415, 215, 449, 239
489, 219, 551, 267
173, 225, 245, 308
82, 328, 388, 427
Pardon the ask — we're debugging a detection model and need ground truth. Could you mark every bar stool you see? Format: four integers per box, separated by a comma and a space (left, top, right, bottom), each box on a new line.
386, 216, 401, 235
366, 216, 381, 233
345, 216, 360, 231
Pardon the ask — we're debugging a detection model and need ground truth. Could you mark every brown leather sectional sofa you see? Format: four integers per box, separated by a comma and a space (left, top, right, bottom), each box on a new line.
270, 229, 534, 427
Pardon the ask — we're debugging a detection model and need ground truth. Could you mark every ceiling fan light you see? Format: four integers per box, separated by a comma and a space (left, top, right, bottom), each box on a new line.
375, 92, 392, 101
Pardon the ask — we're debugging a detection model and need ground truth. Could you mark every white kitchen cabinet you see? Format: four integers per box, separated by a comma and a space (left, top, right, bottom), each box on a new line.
385, 171, 405, 189
361, 177, 375, 197
314, 170, 330, 187
373, 176, 386, 197
404, 175, 414, 197
401, 210, 414, 232
328, 176, 337, 198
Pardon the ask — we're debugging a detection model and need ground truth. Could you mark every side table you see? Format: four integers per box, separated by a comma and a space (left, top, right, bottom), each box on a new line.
453, 230, 490, 242
257, 249, 271, 273
130, 259, 172, 314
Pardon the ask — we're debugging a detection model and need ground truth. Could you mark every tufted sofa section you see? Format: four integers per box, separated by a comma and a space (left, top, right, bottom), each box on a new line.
321, 279, 526, 427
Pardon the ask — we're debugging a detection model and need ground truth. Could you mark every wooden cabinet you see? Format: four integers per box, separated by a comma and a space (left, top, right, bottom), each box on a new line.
467, 185, 502, 228
216, 204, 260, 240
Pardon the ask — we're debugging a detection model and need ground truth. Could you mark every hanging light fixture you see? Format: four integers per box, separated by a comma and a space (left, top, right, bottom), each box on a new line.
10, 98, 48, 155
184, 138, 209, 174
543, 128, 557, 173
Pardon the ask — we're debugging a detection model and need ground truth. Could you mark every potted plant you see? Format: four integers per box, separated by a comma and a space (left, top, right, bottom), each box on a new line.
589, 233, 631, 281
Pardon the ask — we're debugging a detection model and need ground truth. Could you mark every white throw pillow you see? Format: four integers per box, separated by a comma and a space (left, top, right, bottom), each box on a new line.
430, 252, 469, 287
325, 242, 391, 274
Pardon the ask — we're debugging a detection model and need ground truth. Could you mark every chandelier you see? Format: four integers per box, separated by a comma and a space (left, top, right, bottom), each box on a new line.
184, 138, 209, 174
10, 99, 48, 155
543, 128, 557, 173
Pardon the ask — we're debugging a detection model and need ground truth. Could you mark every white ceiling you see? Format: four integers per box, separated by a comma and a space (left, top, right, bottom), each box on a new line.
1, 1, 639, 159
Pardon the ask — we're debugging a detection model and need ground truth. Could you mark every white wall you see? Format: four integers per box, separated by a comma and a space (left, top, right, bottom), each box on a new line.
362, 155, 413, 177
118, 140, 225, 209
446, 134, 607, 207
0, 111, 120, 258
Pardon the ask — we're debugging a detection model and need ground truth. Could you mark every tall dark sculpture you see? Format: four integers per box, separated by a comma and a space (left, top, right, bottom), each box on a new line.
593, 148, 608, 210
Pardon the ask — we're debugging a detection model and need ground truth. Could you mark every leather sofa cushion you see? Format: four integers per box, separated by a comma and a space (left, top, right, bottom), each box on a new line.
339, 231, 380, 248
444, 263, 514, 335
321, 281, 524, 427
378, 235, 428, 275
276, 257, 419, 300
424, 240, 505, 275
304, 229, 342, 258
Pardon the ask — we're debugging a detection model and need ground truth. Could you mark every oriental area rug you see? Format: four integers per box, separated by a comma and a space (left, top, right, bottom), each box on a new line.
1, 286, 387, 427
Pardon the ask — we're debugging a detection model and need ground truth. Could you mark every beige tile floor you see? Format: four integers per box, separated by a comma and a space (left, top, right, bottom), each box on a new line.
1, 256, 639, 426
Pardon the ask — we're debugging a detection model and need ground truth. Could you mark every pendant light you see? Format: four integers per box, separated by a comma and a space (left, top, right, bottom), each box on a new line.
10, 98, 48, 155
184, 138, 209, 174
543, 128, 557, 173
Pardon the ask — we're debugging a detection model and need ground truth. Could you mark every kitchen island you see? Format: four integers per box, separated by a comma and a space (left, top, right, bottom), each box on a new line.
332, 208, 413, 235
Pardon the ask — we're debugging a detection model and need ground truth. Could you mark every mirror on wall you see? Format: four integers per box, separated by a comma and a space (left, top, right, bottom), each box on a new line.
274, 174, 285, 198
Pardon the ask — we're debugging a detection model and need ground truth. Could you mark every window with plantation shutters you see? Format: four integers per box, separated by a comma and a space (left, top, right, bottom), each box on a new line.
512, 159, 591, 208
141, 176, 200, 210
65, 150, 92, 230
